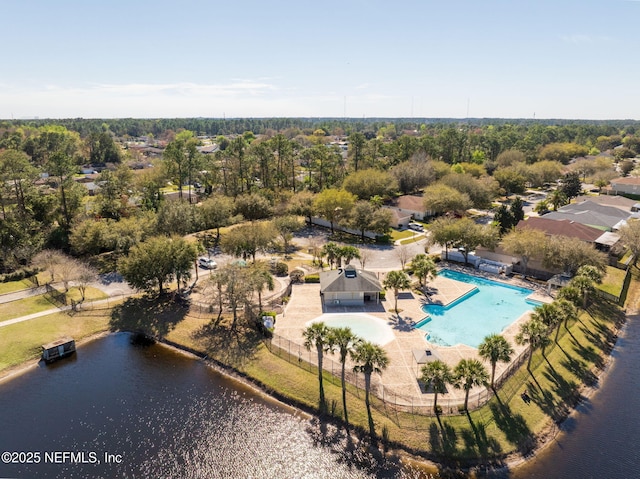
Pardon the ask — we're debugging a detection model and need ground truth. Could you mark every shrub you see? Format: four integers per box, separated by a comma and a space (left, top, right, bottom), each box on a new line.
379, 290, 386, 300
289, 269, 305, 284
304, 274, 320, 283
272, 261, 288, 277
0, 267, 39, 283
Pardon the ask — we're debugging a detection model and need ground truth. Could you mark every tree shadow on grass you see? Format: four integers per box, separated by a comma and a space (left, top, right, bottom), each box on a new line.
428, 420, 461, 467
110, 295, 188, 338
560, 355, 599, 388
489, 394, 536, 456
460, 413, 503, 464
191, 318, 263, 367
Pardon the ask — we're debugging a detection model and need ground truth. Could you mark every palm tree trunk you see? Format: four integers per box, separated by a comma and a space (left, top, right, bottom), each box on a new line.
341, 362, 349, 427
434, 391, 439, 415
490, 363, 496, 389
317, 345, 325, 410
464, 389, 470, 411
364, 373, 375, 441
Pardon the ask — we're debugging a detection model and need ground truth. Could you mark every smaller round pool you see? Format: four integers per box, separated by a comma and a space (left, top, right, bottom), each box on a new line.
306, 313, 395, 346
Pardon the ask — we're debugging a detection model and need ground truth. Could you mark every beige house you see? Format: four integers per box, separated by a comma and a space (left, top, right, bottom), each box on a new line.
388, 195, 433, 221
319, 265, 382, 306
610, 177, 640, 195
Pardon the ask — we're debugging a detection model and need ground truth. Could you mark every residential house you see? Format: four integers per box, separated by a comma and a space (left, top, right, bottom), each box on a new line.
610, 177, 640, 195
389, 195, 432, 222
542, 200, 632, 231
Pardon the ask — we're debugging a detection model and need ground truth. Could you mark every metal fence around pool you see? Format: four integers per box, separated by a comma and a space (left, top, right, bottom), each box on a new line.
265, 331, 532, 424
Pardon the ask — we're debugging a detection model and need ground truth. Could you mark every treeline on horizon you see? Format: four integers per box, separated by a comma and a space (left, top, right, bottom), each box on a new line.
2, 117, 639, 139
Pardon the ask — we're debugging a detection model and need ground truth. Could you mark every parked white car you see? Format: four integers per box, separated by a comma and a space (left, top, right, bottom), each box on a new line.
198, 257, 217, 269
408, 222, 424, 231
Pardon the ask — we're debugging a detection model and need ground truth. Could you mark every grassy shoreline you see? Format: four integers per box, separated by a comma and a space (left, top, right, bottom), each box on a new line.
0, 274, 635, 474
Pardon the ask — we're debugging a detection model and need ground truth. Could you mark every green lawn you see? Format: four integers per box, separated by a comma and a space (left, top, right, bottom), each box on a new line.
389, 228, 416, 242
597, 266, 626, 298
0, 279, 32, 295
0, 308, 113, 371
0, 287, 107, 322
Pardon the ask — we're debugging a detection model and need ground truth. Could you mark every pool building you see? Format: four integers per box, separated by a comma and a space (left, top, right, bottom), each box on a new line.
319, 265, 382, 306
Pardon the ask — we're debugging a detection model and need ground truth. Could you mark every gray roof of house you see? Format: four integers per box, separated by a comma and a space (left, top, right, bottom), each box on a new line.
320, 266, 382, 293
542, 210, 617, 230
559, 200, 630, 220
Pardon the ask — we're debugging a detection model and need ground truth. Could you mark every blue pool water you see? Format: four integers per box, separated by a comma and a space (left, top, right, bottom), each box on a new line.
416, 269, 537, 348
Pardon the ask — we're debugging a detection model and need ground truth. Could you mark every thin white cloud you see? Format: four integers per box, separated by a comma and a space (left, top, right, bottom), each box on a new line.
355, 82, 371, 90
560, 34, 612, 45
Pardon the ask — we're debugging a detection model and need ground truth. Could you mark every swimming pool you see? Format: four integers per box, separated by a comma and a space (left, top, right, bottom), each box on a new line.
415, 269, 537, 348
306, 313, 395, 346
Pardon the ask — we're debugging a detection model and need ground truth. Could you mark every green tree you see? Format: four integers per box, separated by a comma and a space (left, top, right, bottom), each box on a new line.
348, 132, 366, 172
234, 193, 273, 221
428, 216, 458, 260
313, 188, 356, 234
328, 327, 361, 427
420, 360, 452, 414
453, 359, 489, 411
321, 242, 341, 269
339, 245, 361, 265
383, 270, 411, 313
273, 215, 304, 254
303, 322, 332, 411
156, 200, 203, 236
543, 235, 607, 276
501, 228, 547, 277
478, 334, 514, 389
410, 254, 438, 288
342, 169, 397, 200
118, 235, 197, 296
422, 183, 472, 216
618, 220, 640, 265
351, 340, 389, 441
531, 302, 562, 348
493, 166, 527, 196
560, 172, 582, 199
163, 130, 200, 201
547, 189, 568, 211
200, 194, 236, 239
288, 190, 317, 225
248, 261, 275, 312
516, 317, 550, 371
210, 263, 254, 329
220, 222, 276, 262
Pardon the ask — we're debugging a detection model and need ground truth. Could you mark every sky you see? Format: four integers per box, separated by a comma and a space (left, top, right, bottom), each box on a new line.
2, 0, 640, 120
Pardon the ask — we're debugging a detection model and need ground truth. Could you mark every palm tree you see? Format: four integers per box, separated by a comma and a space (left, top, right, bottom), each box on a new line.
515, 317, 550, 371
303, 322, 332, 411
531, 302, 562, 346
420, 360, 452, 414
576, 264, 605, 284
548, 189, 567, 211
411, 254, 438, 289
453, 359, 489, 411
569, 274, 595, 310
478, 334, 514, 389
328, 327, 361, 427
557, 285, 581, 308
554, 298, 578, 340
383, 270, 411, 313
351, 340, 390, 441
339, 245, 361, 265
321, 242, 340, 269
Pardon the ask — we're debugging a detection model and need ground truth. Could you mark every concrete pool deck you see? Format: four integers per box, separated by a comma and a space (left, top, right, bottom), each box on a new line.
274, 267, 553, 408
